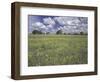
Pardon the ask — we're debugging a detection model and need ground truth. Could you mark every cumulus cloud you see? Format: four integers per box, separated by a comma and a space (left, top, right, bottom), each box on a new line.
54, 16, 80, 26
54, 17, 66, 25
47, 24, 58, 33
54, 16, 88, 34
46, 24, 53, 28
32, 22, 43, 28
30, 16, 88, 34
43, 17, 55, 25
32, 22, 48, 33
42, 17, 57, 33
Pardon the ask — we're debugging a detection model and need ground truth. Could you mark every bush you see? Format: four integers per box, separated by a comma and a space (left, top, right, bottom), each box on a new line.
80, 31, 84, 35
56, 30, 63, 34
32, 30, 42, 34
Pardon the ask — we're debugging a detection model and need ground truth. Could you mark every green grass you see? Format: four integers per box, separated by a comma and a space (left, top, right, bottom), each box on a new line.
28, 34, 88, 66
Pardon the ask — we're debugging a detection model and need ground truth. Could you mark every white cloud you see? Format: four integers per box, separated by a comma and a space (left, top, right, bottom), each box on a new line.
53, 16, 88, 33
54, 17, 66, 25
31, 16, 87, 34
32, 22, 43, 28
40, 25, 46, 29
46, 24, 53, 28
67, 21, 72, 25
54, 16, 80, 26
32, 22, 48, 33
46, 24, 57, 33
43, 17, 55, 25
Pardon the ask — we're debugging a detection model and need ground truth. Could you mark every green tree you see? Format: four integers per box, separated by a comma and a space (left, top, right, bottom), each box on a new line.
80, 31, 84, 35
46, 32, 50, 34
32, 30, 42, 34
56, 30, 63, 34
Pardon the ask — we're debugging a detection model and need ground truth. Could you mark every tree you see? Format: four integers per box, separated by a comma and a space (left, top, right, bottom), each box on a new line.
56, 30, 63, 34
46, 32, 50, 34
64, 33, 67, 35
68, 33, 71, 35
32, 30, 42, 34
73, 33, 78, 35
80, 31, 84, 35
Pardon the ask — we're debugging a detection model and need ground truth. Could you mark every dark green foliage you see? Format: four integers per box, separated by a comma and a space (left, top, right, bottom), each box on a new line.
56, 30, 63, 34
32, 30, 42, 34
46, 32, 50, 34
73, 33, 79, 35
64, 33, 67, 35
80, 31, 84, 35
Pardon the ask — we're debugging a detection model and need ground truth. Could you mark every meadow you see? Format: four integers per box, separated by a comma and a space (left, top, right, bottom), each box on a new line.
28, 34, 87, 66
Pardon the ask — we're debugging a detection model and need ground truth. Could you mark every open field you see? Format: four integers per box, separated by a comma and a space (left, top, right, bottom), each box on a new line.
28, 34, 88, 66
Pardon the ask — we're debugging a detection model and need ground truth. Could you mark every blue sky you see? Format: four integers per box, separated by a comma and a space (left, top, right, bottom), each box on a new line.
28, 15, 88, 34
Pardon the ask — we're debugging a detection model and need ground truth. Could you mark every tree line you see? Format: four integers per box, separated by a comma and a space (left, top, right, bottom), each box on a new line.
32, 29, 87, 35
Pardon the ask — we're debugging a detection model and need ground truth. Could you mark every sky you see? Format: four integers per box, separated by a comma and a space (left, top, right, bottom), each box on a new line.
28, 15, 88, 34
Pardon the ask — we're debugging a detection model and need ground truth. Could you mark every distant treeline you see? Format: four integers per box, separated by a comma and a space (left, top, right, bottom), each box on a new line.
32, 30, 87, 35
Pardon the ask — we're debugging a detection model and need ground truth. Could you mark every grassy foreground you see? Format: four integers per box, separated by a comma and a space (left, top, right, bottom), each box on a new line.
28, 34, 87, 66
